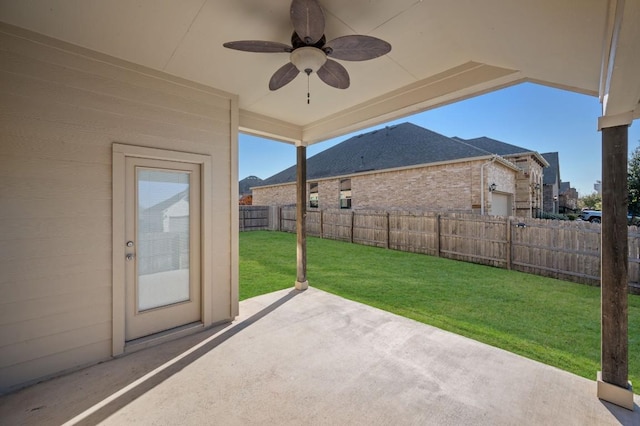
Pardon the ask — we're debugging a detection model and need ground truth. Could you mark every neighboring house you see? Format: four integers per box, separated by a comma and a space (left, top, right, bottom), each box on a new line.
541, 152, 561, 214
253, 123, 544, 217
140, 189, 190, 233
139, 190, 190, 275
239, 175, 263, 196
559, 182, 579, 213
239, 176, 262, 205
454, 137, 549, 217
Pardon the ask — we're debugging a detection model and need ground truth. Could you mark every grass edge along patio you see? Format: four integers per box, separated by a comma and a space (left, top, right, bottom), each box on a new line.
240, 230, 639, 393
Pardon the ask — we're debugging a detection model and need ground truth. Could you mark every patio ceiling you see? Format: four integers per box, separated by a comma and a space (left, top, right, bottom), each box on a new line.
1, 0, 638, 144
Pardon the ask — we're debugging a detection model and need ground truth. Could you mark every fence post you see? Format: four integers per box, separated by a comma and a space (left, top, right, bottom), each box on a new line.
320, 208, 324, 239
506, 217, 512, 270
386, 212, 391, 249
435, 214, 441, 257
351, 210, 355, 244
268, 206, 273, 230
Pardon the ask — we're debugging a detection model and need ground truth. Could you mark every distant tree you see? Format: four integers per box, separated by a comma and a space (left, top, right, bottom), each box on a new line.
239, 194, 252, 205
629, 143, 640, 219
579, 192, 602, 210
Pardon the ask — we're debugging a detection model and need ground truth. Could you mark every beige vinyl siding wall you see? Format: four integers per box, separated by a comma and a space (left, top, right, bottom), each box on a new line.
0, 25, 237, 392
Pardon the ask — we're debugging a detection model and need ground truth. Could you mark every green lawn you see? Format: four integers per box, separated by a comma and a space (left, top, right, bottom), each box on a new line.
240, 230, 639, 392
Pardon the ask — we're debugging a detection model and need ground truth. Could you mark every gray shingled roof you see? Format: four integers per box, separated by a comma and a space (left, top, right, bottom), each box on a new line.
454, 136, 532, 156
239, 175, 263, 195
256, 123, 503, 187
560, 181, 571, 193
541, 152, 560, 184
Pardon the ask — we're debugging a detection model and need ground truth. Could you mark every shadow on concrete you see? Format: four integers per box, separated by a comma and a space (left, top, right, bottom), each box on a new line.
0, 289, 301, 426
600, 400, 639, 425
75, 289, 301, 425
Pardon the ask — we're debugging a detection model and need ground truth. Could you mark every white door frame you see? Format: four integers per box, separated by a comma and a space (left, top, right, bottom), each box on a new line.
112, 143, 213, 356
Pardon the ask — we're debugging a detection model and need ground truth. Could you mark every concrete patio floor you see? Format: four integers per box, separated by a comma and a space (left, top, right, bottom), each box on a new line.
1, 287, 638, 425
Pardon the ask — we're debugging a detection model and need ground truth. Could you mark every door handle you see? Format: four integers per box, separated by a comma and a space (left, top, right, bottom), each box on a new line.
126, 253, 135, 261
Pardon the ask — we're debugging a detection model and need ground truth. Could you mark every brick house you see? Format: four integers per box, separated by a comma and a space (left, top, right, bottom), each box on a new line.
559, 182, 579, 213
542, 152, 561, 214
453, 137, 549, 217
238, 175, 263, 205
239, 175, 263, 197
253, 123, 548, 217
540, 152, 579, 215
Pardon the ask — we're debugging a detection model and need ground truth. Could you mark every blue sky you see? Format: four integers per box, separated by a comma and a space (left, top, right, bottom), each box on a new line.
239, 82, 640, 197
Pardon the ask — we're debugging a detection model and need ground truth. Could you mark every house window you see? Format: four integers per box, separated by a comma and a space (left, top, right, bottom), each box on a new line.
309, 182, 319, 208
339, 179, 352, 209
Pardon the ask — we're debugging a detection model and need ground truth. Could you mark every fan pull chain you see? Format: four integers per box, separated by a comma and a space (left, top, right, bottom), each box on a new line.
305, 69, 312, 104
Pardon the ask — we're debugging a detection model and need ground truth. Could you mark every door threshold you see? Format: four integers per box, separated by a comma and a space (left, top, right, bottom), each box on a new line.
124, 322, 204, 354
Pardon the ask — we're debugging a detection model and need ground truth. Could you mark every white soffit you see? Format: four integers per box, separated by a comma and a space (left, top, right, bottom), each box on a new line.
0, 0, 628, 143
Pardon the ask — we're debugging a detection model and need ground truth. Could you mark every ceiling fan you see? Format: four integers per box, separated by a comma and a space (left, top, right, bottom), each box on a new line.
223, 0, 391, 91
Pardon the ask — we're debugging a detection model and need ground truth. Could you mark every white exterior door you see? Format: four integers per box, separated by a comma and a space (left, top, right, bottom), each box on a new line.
124, 157, 201, 341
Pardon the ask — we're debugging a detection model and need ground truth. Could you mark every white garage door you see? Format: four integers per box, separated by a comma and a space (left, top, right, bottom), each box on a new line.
491, 193, 511, 217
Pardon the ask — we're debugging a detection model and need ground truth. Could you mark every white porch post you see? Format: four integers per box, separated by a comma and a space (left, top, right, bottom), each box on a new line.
295, 144, 309, 290
597, 119, 633, 410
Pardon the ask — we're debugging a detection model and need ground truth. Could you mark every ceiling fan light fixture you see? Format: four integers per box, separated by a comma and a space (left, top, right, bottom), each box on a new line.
290, 47, 326, 73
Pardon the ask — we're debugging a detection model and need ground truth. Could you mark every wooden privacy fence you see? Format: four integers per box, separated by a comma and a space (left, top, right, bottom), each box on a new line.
238, 205, 271, 231
254, 206, 640, 294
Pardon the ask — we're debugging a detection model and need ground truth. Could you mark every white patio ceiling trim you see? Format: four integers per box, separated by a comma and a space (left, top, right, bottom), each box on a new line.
0, 0, 638, 143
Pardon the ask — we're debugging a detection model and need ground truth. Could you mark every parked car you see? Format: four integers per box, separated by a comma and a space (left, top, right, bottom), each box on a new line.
578, 209, 640, 225
578, 210, 601, 223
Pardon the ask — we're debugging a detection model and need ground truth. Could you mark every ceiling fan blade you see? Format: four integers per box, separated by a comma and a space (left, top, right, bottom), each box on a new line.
317, 59, 350, 89
223, 40, 292, 53
324, 35, 392, 61
290, 0, 325, 45
269, 62, 300, 90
